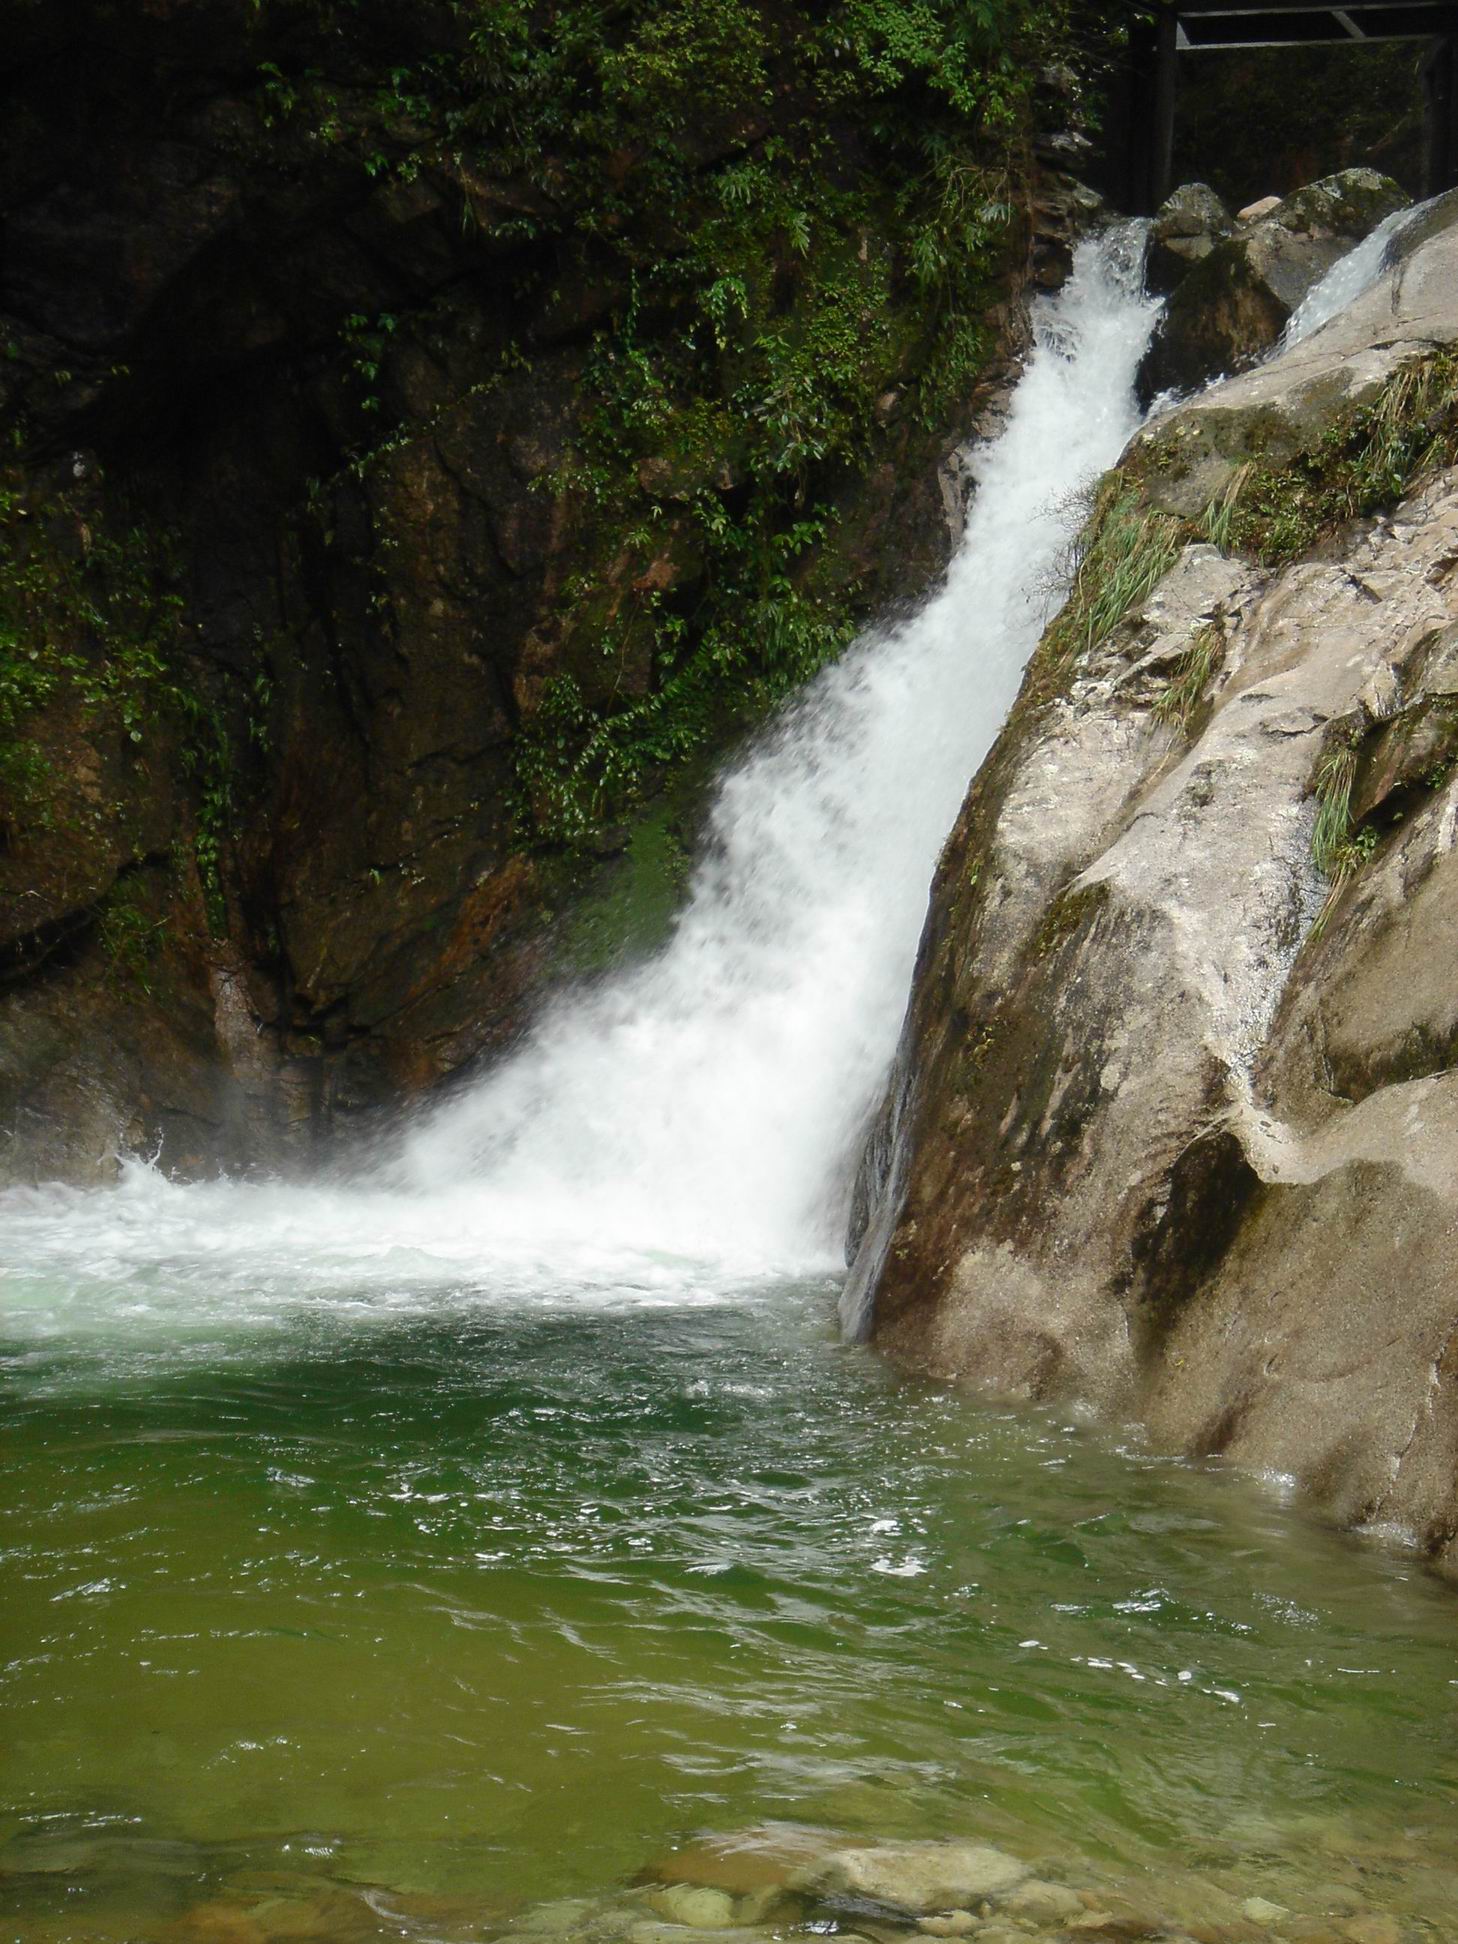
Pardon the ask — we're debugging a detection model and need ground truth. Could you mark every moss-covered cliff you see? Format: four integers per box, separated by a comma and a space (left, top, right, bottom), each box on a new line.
0, 0, 1102, 1179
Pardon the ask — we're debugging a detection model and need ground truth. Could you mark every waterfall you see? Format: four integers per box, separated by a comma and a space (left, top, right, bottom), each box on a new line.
0, 227, 1159, 1320
1281, 198, 1427, 346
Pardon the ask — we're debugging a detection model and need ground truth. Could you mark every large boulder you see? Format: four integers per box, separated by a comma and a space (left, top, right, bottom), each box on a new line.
1130, 183, 1458, 526
847, 189, 1458, 1567
1136, 168, 1409, 404
1145, 180, 1231, 297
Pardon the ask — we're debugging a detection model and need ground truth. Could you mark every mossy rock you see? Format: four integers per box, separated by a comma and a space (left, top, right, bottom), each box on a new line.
1137, 169, 1409, 406
1274, 167, 1409, 241
1146, 182, 1231, 299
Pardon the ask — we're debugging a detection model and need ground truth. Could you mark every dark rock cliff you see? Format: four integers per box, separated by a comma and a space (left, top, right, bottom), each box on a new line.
0, 0, 1098, 1182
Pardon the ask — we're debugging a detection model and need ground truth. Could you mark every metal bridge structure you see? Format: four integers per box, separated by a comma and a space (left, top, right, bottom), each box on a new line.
1127, 0, 1458, 211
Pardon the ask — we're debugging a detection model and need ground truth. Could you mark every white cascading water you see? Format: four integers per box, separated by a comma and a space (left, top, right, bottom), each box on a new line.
391, 225, 1161, 1254
1281, 198, 1425, 346
2, 228, 1162, 1325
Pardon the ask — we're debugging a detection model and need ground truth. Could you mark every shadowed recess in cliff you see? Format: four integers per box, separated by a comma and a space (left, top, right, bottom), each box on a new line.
0, 228, 1159, 1311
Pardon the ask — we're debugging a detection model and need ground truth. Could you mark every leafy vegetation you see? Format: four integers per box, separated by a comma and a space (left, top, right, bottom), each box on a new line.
0, 479, 180, 816
4, 0, 1114, 1010
1199, 354, 1458, 567
97, 874, 169, 992
0, 476, 237, 933
244, 0, 1096, 843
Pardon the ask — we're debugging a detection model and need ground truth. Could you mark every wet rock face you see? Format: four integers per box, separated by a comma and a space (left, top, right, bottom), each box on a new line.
1136, 169, 1409, 405
850, 196, 1458, 1567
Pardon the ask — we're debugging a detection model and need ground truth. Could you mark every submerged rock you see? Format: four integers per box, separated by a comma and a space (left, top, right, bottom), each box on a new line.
628, 1925, 772, 1944
1244, 1898, 1292, 1925
513, 1899, 599, 1934
645, 1886, 738, 1929
637, 1825, 832, 1896
794, 1841, 1028, 1914
1137, 169, 1409, 404
161, 1884, 409, 1942
1003, 1877, 1084, 1923
1341, 1918, 1402, 1944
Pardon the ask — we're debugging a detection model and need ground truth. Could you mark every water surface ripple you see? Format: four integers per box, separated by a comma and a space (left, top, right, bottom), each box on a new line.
3, 1289, 1456, 1938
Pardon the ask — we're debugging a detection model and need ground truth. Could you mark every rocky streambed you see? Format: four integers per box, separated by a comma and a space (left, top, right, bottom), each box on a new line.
8, 1819, 1435, 1944
516, 1827, 1429, 1944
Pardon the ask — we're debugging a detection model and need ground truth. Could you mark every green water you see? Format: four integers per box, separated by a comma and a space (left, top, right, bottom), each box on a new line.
2, 1281, 1456, 1941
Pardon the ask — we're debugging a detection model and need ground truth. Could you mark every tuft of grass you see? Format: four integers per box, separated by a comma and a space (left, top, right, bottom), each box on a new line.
1310, 824, 1379, 939
1308, 738, 1377, 939
1045, 483, 1185, 668
1154, 621, 1223, 731
1311, 740, 1358, 876
1199, 463, 1253, 554
1201, 351, 1458, 567
1349, 356, 1456, 506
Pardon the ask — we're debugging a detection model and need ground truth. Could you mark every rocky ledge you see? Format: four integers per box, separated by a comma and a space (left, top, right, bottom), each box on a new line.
846, 188, 1458, 1567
